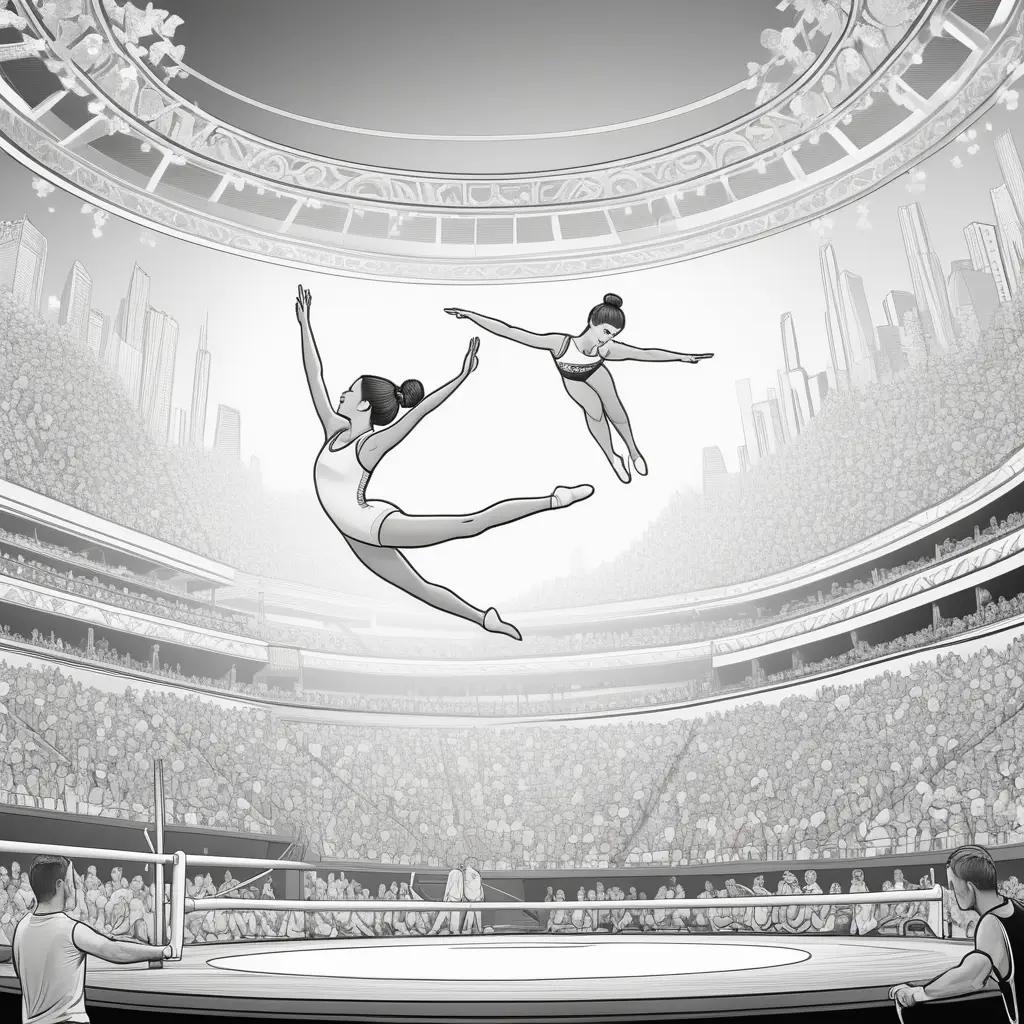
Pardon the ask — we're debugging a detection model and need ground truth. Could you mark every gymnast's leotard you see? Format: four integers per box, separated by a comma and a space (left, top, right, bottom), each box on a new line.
553, 334, 604, 382
313, 429, 400, 546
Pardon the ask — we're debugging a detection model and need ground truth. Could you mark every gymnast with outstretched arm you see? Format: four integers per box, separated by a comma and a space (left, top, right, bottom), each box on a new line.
297, 286, 593, 640
445, 294, 713, 483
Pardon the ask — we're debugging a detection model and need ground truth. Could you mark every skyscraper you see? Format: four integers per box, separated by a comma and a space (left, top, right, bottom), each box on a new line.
819, 244, 852, 391
991, 185, 1024, 295
735, 378, 760, 468
701, 446, 728, 494
86, 309, 107, 360
897, 203, 956, 351
964, 222, 1012, 303
0, 218, 46, 311
213, 404, 241, 460
120, 264, 150, 406
839, 270, 878, 385
808, 372, 830, 415
59, 260, 92, 345
189, 316, 212, 449
169, 406, 189, 447
995, 131, 1024, 223
776, 312, 815, 441
875, 325, 907, 379
883, 290, 917, 329
948, 258, 1000, 334
752, 394, 785, 459
140, 308, 179, 442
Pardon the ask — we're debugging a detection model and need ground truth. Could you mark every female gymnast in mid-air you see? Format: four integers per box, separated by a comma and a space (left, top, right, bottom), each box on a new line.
296, 286, 592, 640
445, 294, 713, 483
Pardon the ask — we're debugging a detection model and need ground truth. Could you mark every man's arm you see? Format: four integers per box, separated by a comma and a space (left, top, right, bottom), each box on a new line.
72, 922, 169, 965
603, 340, 714, 363
890, 915, 1007, 1006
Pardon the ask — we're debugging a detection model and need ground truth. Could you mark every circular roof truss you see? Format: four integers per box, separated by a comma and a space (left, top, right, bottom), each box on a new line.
0, 0, 1021, 281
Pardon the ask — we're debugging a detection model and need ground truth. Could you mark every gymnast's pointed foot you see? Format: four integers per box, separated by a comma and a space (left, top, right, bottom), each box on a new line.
484, 607, 522, 641
633, 453, 648, 476
613, 455, 631, 484
550, 484, 595, 509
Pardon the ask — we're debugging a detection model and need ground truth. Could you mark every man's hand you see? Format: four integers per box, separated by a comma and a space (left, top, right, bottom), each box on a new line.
683, 352, 715, 363
889, 983, 927, 1007
445, 308, 470, 319
295, 285, 312, 325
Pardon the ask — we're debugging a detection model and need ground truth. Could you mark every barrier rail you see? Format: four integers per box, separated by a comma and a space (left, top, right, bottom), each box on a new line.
0, 839, 947, 957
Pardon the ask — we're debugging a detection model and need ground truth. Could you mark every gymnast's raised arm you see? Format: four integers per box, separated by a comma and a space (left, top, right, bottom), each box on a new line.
603, 340, 715, 363
295, 285, 344, 436
358, 337, 480, 472
444, 307, 565, 353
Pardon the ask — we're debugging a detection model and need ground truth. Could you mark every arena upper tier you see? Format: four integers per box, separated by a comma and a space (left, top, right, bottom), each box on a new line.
0, 1, 1021, 281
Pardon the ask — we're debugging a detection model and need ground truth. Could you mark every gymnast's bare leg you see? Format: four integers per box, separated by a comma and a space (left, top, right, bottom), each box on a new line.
586, 365, 646, 475
377, 485, 593, 548
562, 377, 631, 483
345, 539, 523, 640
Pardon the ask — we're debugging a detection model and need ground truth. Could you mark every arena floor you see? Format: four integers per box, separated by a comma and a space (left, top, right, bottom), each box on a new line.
0, 932, 999, 1021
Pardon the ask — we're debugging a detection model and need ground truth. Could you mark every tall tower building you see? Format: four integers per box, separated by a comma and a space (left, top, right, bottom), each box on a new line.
991, 185, 1024, 295
808, 372, 829, 415
189, 316, 212, 449
86, 309, 108, 360
59, 260, 92, 345
752, 394, 785, 459
839, 270, 878, 385
897, 203, 956, 351
735, 378, 760, 468
140, 308, 179, 442
819, 244, 852, 391
964, 222, 1012, 303
875, 325, 907, 379
948, 259, 999, 335
883, 290, 917, 329
213, 404, 241, 460
701, 446, 728, 494
995, 131, 1024, 223
777, 312, 815, 440
0, 218, 46, 311
169, 406, 189, 447
120, 264, 151, 406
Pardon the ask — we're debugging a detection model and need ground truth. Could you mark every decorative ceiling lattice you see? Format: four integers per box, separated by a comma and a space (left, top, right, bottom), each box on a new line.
0, 0, 1021, 282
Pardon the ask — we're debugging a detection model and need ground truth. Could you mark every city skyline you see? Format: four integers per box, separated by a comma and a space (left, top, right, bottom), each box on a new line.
723, 131, 1024, 491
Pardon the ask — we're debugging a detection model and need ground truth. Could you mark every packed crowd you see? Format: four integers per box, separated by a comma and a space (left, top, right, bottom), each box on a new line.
0, 289, 343, 588
524, 298, 1024, 606
1, 631, 1023, 868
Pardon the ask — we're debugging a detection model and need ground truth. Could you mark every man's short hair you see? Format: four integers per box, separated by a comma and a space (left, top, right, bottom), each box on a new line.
946, 845, 998, 891
28, 855, 69, 901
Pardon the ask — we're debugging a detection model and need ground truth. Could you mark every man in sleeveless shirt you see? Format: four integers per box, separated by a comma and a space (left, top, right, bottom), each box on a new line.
890, 845, 1023, 1023
12, 855, 170, 1024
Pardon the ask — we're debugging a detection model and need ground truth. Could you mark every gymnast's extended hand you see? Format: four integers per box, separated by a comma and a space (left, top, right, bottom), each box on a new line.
358, 337, 481, 472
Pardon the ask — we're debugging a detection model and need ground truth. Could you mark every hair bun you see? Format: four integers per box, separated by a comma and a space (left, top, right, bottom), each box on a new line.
603, 293, 623, 309
398, 378, 425, 409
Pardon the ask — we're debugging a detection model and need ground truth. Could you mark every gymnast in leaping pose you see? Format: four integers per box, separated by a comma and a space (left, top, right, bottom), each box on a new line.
296, 286, 592, 640
445, 294, 713, 483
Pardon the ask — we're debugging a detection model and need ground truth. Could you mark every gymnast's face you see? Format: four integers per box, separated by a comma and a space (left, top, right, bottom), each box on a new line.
336, 380, 372, 424
580, 320, 621, 351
